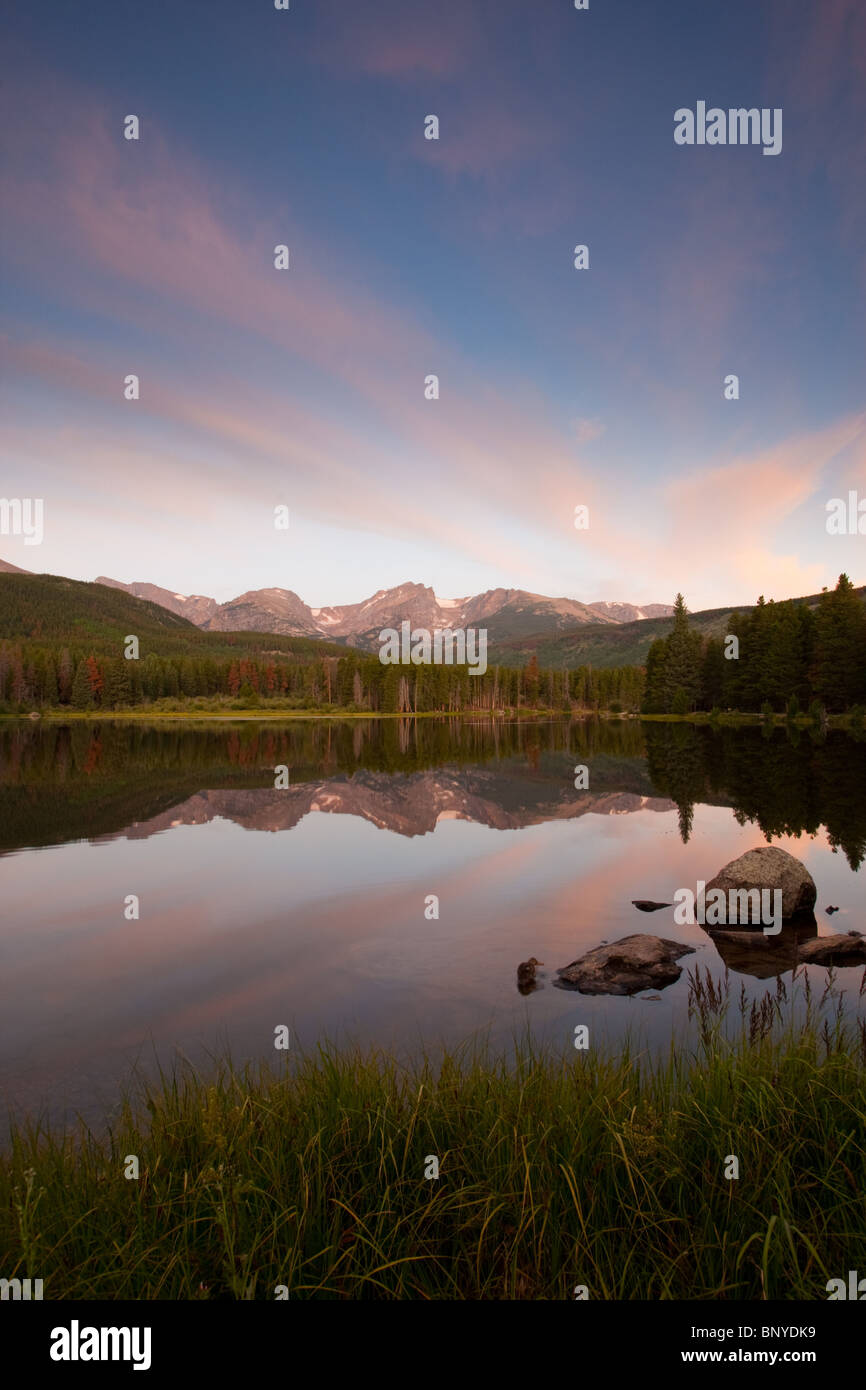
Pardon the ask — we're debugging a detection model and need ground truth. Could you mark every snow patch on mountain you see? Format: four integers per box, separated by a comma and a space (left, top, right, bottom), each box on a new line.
89, 573, 674, 646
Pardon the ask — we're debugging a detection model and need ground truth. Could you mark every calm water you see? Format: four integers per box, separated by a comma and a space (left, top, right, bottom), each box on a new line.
1, 717, 864, 1130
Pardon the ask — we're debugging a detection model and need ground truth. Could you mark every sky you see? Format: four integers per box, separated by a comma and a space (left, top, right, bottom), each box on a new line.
1, 0, 864, 609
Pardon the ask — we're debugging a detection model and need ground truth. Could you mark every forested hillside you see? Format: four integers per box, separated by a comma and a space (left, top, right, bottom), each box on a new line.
0, 572, 349, 710
0, 573, 345, 659
0, 572, 641, 713
642, 576, 866, 715
0, 571, 862, 717
492, 582, 866, 671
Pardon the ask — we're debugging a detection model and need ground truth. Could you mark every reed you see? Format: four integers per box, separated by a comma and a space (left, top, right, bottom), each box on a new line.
2, 966, 864, 1300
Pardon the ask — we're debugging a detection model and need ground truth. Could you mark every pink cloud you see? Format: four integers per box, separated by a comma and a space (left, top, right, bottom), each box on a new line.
2, 62, 862, 609
654, 414, 866, 601
5, 319, 863, 608
0, 71, 606, 580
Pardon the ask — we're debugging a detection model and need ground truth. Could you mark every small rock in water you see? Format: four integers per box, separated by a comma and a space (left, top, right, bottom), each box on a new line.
825, 905, 840, 915
797, 933, 866, 967
556, 934, 695, 996
632, 900, 673, 912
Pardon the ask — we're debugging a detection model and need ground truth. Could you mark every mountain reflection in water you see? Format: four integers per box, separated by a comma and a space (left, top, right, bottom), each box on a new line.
0, 718, 863, 1129
1, 717, 864, 865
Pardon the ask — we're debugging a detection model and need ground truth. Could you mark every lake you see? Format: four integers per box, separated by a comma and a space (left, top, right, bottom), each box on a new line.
1, 717, 864, 1131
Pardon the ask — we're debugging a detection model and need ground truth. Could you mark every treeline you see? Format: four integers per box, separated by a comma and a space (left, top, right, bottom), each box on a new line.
643, 575, 866, 716
0, 641, 645, 714
0, 648, 333, 709
2, 573, 862, 717
334, 651, 645, 714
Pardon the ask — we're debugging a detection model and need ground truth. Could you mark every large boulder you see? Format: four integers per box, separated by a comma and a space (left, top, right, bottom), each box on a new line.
555, 934, 695, 996
705, 846, 816, 923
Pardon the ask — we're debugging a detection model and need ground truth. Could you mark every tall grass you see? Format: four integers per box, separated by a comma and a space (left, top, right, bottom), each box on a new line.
2, 967, 865, 1300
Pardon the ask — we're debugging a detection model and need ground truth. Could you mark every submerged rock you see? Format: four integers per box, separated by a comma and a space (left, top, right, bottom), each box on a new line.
705, 846, 816, 923
708, 924, 866, 973
632, 900, 673, 912
555, 935, 695, 996
797, 933, 866, 967
707, 919, 814, 978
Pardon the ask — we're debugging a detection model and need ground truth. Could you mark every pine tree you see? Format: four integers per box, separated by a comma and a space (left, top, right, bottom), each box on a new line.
103, 658, 132, 707
43, 656, 59, 705
178, 658, 197, 696
660, 595, 702, 711
812, 574, 866, 710
71, 659, 93, 708
739, 596, 771, 708
642, 641, 667, 714
58, 648, 73, 703
382, 664, 400, 712
721, 612, 747, 708
699, 638, 725, 709
10, 651, 26, 703
141, 654, 163, 699
763, 602, 803, 709
671, 686, 689, 715
524, 652, 540, 705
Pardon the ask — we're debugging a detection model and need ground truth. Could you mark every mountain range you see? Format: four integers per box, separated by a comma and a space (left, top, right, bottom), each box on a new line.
0, 558, 672, 646
91, 575, 674, 647
4, 558, 862, 670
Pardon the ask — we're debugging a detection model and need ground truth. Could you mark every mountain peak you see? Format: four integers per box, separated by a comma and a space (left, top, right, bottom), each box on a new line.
88, 572, 674, 648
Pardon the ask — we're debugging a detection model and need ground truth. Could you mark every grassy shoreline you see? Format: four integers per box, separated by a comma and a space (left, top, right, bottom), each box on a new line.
0, 707, 861, 729
3, 972, 864, 1300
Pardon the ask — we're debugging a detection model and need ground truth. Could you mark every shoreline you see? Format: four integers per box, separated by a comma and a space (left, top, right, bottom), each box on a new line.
0, 708, 860, 729
2, 988, 863, 1300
